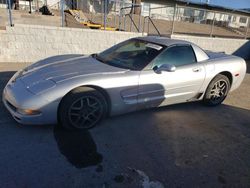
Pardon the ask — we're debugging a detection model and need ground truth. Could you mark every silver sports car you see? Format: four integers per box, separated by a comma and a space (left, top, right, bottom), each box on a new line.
3, 36, 246, 129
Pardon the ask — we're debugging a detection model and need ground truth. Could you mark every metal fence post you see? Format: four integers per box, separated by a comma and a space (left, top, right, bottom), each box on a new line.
210, 12, 215, 37
123, 1, 126, 31
36, 0, 39, 12
104, 0, 107, 30
138, 5, 141, 33
28, 0, 32, 14
124, 14, 126, 31
171, 3, 177, 36
130, 12, 133, 32
7, 0, 13, 26
118, 0, 122, 31
60, 0, 64, 27
114, 1, 117, 29
90, 0, 94, 23
245, 17, 249, 39
148, 4, 151, 34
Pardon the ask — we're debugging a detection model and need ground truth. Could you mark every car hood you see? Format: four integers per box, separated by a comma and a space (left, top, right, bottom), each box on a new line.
19, 54, 128, 86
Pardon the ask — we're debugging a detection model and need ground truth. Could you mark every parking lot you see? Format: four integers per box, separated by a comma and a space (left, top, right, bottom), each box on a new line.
0, 63, 250, 188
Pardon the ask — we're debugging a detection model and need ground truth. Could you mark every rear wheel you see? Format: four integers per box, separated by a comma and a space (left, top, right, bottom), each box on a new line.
203, 74, 230, 106
58, 87, 108, 130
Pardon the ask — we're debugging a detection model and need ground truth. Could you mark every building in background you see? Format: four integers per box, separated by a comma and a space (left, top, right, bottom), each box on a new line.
66, 0, 250, 29
140, 0, 250, 29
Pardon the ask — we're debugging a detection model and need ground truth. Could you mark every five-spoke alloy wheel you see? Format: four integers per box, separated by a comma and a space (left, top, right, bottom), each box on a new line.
203, 74, 230, 106
59, 87, 108, 130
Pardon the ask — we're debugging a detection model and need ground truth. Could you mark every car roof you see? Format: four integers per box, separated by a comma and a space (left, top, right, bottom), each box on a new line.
135, 36, 192, 47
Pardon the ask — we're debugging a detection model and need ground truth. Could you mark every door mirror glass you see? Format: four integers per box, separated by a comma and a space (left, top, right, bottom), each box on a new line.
154, 64, 176, 73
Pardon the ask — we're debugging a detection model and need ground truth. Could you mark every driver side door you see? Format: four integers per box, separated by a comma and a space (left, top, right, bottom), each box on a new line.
138, 44, 206, 109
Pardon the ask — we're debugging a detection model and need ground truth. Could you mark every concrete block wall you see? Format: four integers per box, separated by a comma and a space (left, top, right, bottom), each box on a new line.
171, 34, 250, 59
0, 24, 249, 63
0, 24, 144, 63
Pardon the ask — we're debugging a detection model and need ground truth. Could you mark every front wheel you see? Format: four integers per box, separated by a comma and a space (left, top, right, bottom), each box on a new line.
58, 87, 108, 130
203, 74, 230, 106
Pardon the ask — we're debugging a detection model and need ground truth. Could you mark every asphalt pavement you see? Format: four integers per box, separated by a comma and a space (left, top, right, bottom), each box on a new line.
0, 64, 250, 188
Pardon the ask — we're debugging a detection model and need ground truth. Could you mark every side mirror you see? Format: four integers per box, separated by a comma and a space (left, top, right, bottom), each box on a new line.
154, 64, 176, 74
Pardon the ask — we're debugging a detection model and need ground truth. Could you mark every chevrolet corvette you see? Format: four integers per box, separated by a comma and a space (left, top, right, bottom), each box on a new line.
3, 36, 246, 129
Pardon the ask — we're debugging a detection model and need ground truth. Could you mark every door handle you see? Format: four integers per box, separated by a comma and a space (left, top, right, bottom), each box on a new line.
192, 68, 201, 72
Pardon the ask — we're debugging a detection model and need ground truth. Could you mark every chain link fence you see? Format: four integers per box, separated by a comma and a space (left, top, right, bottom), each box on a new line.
142, 3, 250, 39
0, 0, 249, 39
172, 5, 250, 39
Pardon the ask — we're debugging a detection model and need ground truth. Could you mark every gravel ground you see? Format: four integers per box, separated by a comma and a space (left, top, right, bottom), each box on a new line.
0, 62, 249, 188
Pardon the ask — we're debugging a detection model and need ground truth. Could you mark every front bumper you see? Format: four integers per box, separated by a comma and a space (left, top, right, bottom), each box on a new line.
2, 79, 58, 125
3, 93, 42, 125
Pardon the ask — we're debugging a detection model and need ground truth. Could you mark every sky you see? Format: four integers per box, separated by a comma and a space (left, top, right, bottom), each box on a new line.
190, 0, 250, 9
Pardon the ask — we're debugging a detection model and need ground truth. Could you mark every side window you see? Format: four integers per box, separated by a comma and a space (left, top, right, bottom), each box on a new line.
152, 45, 197, 68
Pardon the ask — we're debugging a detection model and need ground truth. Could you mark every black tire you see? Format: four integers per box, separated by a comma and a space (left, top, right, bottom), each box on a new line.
58, 87, 108, 130
203, 74, 230, 106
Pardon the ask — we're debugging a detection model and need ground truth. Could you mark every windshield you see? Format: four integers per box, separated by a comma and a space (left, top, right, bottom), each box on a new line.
96, 39, 164, 70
